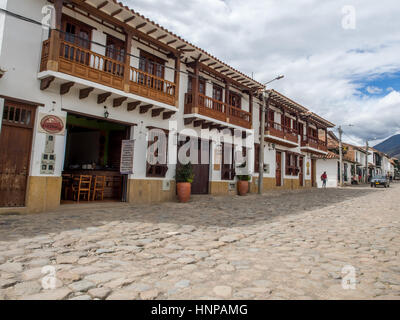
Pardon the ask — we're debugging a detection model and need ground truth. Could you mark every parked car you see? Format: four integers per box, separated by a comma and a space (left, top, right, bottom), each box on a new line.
370, 175, 390, 188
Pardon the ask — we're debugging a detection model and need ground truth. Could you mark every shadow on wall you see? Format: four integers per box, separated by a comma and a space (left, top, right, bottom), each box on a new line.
0, 187, 380, 241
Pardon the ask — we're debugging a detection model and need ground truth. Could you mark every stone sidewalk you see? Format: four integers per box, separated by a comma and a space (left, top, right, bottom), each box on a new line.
0, 184, 399, 300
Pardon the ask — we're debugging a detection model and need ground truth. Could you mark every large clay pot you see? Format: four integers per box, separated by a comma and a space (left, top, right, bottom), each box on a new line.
177, 182, 191, 203
237, 180, 249, 196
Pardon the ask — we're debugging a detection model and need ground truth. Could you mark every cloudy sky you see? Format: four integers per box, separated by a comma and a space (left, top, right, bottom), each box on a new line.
124, 0, 400, 146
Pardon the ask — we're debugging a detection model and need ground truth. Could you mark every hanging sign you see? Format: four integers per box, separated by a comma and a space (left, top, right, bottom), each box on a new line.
120, 140, 135, 174
38, 113, 66, 135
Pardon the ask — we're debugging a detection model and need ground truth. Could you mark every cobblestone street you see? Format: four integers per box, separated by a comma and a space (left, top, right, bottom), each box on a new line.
1, 184, 399, 300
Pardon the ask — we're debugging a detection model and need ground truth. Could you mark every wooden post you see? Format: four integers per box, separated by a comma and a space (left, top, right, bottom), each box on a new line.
193, 60, 199, 113
306, 119, 309, 144
123, 30, 133, 93
249, 91, 253, 128
47, 0, 63, 71
264, 94, 269, 132
225, 80, 230, 122
174, 54, 181, 108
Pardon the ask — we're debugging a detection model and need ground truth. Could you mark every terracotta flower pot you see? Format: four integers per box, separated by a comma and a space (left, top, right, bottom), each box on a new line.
177, 182, 191, 203
237, 180, 249, 196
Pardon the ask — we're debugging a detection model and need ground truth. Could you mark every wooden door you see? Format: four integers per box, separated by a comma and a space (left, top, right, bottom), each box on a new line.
0, 101, 35, 207
276, 151, 282, 187
311, 159, 316, 187
299, 157, 304, 186
177, 136, 210, 195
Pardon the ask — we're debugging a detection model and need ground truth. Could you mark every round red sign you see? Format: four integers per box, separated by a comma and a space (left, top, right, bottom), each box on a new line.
40, 115, 64, 134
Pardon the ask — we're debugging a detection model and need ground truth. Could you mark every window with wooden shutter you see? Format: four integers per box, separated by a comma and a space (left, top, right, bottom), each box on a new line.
146, 129, 169, 178
285, 151, 300, 176
221, 143, 235, 180
229, 91, 241, 109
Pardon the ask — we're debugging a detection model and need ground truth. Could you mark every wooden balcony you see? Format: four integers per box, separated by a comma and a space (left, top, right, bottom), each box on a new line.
264, 121, 299, 147
184, 93, 252, 129
40, 39, 177, 107
300, 135, 328, 154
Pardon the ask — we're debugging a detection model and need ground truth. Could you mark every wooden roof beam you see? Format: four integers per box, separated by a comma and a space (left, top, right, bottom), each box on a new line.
135, 22, 147, 30
70, 0, 179, 55
111, 8, 123, 17
124, 16, 135, 23
147, 28, 157, 35
97, 1, 108, 10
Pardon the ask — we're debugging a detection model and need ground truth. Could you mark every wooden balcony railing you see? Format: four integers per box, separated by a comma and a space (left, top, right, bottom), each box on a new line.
228, 105, 251, 129
184, 92, 252, 129
58, 40, 125, 90
265, 121, 299, 144
129, 67, 176, 106
40, 40, 50, 72
301, 135, 327, 151
40, 39, 177, 107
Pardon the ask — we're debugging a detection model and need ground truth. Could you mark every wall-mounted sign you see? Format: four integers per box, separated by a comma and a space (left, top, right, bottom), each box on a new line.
120, 140, 135, 175
38, 113, 66, 135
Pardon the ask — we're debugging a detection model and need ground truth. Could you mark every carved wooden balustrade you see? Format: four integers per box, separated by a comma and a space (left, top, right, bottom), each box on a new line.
184, 93, 252, 129
40, 39, 177, 107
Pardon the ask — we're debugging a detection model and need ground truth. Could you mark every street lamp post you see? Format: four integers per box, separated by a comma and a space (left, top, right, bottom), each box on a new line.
258, 75, 284, 195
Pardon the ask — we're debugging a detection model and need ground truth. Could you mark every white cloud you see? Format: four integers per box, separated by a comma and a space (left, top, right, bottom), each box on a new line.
366, 86, 383, 94
123, 0, 400, 142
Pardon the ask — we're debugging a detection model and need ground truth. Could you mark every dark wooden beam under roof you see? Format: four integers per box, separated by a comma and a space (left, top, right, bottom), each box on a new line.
157, 34, 167, 40
113, 97, 127, 108
193, 120, 204, 127
196, 62, 251, 90
79, 87, 94, 99
97, 1, 108, 10
202, 122, 211, 129
184, 117, 195, 125
176, 44, 186, 50
124, 16, 135, 23
200, 58, 210, 63
147, 28, 157, 35
40, 76, 55, 91
70, 0, 179, 55
140, 104, 153, 114
167, 39, 177, 45
210, 124, 221, 130
182, 49, 195, 52
208, 62, 217, 67
163, 111, 175, 120
110, 8, 123, 17
231, 75, 241, 79
214, 66, 223, 70
60, 82, 74, 95
97, 92, 112, 104
127, 101, 141, 111
135, 22, 147, 30
151, 108, 164, 117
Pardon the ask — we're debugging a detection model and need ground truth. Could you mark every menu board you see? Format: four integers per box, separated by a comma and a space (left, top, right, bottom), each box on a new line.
120, 140, 135, 174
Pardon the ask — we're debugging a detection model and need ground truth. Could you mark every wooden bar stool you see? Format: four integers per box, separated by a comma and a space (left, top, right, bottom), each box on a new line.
92, 175, 106, 201
72, 175, 92, 202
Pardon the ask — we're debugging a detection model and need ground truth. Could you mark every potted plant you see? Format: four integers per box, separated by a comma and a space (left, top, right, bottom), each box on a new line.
175, 162, 194, 203
236, 162, 251, 196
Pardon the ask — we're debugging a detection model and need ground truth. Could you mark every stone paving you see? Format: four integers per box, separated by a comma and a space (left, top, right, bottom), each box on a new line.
0, 184, 400, 300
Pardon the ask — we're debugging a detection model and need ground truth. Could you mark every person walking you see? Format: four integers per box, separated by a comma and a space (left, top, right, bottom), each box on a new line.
321, 171, 327, 188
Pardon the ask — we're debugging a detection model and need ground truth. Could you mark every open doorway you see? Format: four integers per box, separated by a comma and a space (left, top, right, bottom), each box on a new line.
61, 113, 130, 203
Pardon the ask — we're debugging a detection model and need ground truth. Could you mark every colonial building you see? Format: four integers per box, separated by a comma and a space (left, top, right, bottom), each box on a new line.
0, 0, 335, 213
251, 90, 334, 191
